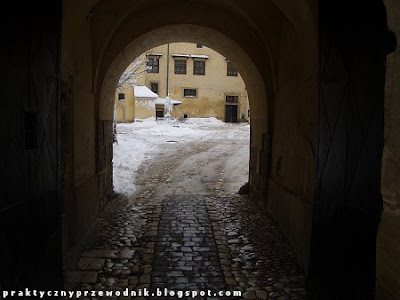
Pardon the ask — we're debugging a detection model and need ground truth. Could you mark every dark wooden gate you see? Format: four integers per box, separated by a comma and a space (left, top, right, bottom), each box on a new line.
225, 105, 238, 123
0, 1, 62, 292
309, 0, 396, 299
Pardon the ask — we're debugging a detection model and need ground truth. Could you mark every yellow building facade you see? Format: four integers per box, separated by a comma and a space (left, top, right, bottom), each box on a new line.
115, 42, 249, 122
115, 83, 136, 123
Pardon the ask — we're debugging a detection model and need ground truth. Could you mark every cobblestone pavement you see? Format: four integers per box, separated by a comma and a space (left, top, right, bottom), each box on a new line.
151, 195, 226, 296
64, 135, 307, 299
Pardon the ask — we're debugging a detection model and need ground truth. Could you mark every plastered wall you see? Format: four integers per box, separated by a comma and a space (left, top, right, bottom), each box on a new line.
115, 83, 135, 122
144, 43, 248, 121
62, 0, 98, 251
254, 20, 317, 270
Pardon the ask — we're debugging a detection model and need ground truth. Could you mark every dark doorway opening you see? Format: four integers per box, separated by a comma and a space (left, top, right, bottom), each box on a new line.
225, 105, 238, 123
156, 105, 165, 119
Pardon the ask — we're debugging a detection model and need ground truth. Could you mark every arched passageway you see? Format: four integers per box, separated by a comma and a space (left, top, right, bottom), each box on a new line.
0, 0, 399, 299
61, 0, 319, 294
98, 24, 268, 204
60, 1, 400, 296
89, 0, 317, 272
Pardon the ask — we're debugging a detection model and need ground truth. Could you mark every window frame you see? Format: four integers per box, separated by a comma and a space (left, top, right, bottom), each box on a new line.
174, 59, 187, 74
225, 95, 239, 103
118, 92, 125, 100
193, 60, 206, 75
227, 61, 238, 76
183, 88, 198, 98
146, 57, 160, 73
150, 82, 159, 94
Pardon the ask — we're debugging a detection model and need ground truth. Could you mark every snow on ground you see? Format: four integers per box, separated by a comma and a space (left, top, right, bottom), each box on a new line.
113, 117, 250, 196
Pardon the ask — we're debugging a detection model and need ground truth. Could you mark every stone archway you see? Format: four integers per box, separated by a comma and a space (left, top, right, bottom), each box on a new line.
60, 0, 325, 291
2, 0, 399, 297
88, 0, 318, 273
95, 24, 269, 224
62, 0, 318, 280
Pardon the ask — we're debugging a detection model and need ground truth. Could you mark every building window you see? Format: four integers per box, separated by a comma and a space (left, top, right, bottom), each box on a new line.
147, 57, 159, 73
196, 44, 203, 48
156, 105, 164, 119
150, 82, 159, 94
226, 95, 239, 103
184, 88, 197, 97
118, 93, 125, 100
227, 61, 238, 76
174, 59, 187, 74
193, 60, 205, 75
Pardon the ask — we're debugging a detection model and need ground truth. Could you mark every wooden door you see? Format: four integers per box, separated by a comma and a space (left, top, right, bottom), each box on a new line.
225, 105, 238, 123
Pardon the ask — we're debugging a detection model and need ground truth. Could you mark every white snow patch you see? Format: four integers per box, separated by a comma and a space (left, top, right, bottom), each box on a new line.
134, 86, 158, 99
190, 54, 209, 59
171, 54, 191, 58
113, 117, 250, 196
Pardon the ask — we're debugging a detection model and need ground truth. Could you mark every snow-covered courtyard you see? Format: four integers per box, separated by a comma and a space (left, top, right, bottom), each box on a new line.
113, 117, 250, 196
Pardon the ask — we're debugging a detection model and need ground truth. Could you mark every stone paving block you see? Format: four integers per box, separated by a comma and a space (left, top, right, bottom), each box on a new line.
64, 271, 98, 284
139, 274, 151, 284
81, 249, 118, 258
175, 277, 189, 283
77, 257, 105, 270
180, 246, 192, 252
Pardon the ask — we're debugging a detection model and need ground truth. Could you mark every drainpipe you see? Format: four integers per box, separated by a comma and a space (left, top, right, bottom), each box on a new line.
166, 43, 170, 97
